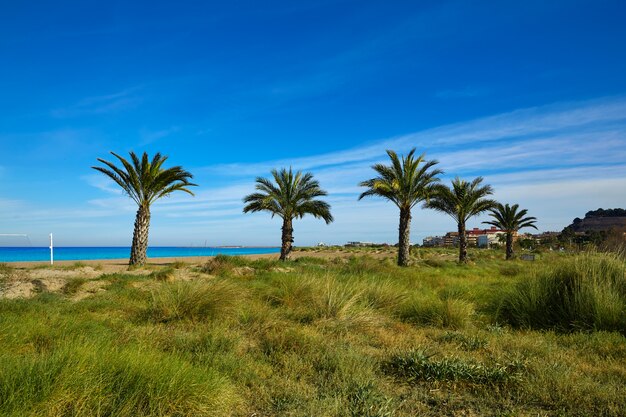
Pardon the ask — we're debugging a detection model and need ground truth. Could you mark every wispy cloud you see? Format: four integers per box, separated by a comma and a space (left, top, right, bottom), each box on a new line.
184, 96, 626, 242
205, 96, 626, 178
51, 88, 141, 118
58, 95, 626, 245
82, 174, 125, 196
138, 126, 181, 146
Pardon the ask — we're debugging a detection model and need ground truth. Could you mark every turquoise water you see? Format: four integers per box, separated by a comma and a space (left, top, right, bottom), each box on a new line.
0, 247, 280, 263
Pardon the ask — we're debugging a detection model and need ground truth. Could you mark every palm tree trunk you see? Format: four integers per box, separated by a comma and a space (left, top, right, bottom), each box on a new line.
130, 205, 151, 266
398, 207, 412, 267
458, 222, 468, 263
505, 232, 514, 260
280, 217, 293, 261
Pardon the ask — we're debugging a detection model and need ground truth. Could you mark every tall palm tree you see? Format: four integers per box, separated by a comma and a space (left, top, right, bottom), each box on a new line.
427, 177, 497, 263
359, 149, 442, 266
93, 151, 197, 266
243, 168, 333, 261
483, 203, 537, 260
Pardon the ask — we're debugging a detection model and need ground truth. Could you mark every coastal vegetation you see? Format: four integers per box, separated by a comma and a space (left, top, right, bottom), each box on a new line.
0, 248, 624, 416
359, 149, 442, 267
243, 168, 333, 261
92, 152, 197, 266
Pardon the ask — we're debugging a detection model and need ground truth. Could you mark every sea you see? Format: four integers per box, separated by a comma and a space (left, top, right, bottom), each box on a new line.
0, 247, 280, 263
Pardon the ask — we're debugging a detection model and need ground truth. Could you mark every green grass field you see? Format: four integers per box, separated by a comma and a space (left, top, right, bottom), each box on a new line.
0, 248, 624, 416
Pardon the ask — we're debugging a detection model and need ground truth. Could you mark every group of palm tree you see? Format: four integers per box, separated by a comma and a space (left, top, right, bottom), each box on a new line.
93, 149, 537, 267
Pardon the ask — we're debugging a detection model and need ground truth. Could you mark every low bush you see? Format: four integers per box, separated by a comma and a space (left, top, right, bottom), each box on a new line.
201, 255, 246, 275
496, 252, 626, 333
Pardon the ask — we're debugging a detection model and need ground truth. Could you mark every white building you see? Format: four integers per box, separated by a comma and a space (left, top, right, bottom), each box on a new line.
477, 232, 504, 248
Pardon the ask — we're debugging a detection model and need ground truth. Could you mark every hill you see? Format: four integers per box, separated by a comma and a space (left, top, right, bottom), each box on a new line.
564, 208, 626, 233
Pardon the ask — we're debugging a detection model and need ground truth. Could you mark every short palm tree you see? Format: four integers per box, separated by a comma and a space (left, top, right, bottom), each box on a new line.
483, 203, 537, 260
243, 168, 333, 261
427, 177, 497, 263
93, 151, 197, 266
359, 149, 442, 266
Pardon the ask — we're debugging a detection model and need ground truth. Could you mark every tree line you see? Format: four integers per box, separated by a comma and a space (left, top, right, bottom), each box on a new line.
93, 149, 537, 267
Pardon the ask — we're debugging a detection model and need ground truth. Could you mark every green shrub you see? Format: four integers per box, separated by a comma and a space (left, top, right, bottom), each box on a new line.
496, 252, 626, 333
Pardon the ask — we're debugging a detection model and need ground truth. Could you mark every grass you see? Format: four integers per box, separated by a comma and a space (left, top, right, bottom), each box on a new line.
383, 349, 523, 385
146, 279, 241, 322
0, 248, 624, 416
495, 251, 626, 333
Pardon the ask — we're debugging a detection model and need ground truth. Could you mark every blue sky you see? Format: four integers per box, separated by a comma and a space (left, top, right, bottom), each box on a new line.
1, 0, 625, 247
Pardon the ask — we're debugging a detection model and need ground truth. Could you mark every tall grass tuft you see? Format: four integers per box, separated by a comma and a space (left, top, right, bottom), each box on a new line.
496, 252, 626, 333
0, 342, 238, 416
315, 276, 363, 319
201, 255, 246, 275
397, 295, 474, 329
147, 279, 241, 322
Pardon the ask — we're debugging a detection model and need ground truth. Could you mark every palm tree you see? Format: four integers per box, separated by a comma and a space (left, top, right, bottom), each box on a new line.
359, 149, 442, 266
483, 203, 537, 260
427, 177, 497, 263
93, 151, 197, 266
243, 168, 333, 261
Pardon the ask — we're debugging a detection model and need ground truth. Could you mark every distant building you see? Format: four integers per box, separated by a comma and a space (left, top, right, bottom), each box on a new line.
345, 241, 375, 247
422, 236, 445, 247
471, 226, 505, 248
443, 232, 459, 247
422, 227, 510, 249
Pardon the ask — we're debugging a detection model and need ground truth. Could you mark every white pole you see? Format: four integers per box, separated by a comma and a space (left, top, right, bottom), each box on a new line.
49, 233, 54, 265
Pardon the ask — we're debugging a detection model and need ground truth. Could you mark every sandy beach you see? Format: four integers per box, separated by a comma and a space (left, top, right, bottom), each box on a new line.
6, 253, 279, 271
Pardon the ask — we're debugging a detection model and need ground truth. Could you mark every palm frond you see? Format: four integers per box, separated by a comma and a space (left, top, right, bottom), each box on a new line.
242, 168, 333, 224
93, 151, 197, 208
483, 203, 537, 232
359, 148, 442, 210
